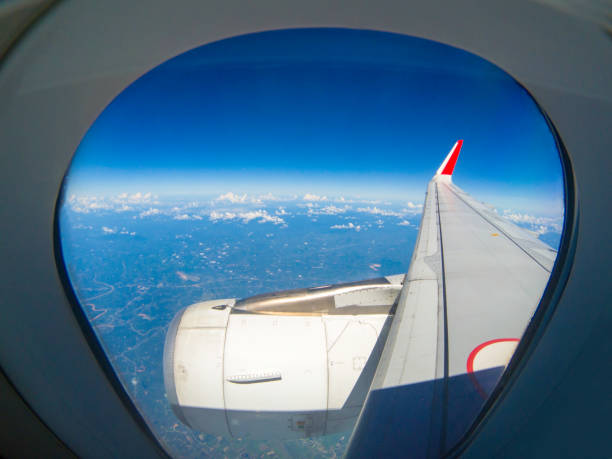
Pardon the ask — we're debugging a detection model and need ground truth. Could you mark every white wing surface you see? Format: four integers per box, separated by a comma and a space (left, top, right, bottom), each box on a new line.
347, 141, 557, 457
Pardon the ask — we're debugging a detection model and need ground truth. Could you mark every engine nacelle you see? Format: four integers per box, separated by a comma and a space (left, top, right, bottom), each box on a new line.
163, 277, 402, 439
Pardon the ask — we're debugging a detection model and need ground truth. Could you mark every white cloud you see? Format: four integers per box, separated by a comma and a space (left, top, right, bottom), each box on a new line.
88, 201, 112, 210
240, 210, 285, 225
503, 212, 548, 225
116, 192, 154, 204
209, 210, 237, 221
68, 196, 113, 213
356, 206, 403, 217
502, 211, 562, 233
406, 201, 423, 209
500, 210, 563, 239
258, 192, 284, 202
308, 205, 351, 216
215, 192, 249, 203
139, 208, 161, 218
275, 207, 288, 215
209, 209, 285, 225
214, 192, 285, 205
131, 192, 151, 202
331, 222, 362, 231
303, 193, 327, 202
173, 214, 203, 221
397, 220, 412, 226
68, 192, 156, 213
101, 226, 116, 234
169, 202, 201, 212
532, 225, 551, 235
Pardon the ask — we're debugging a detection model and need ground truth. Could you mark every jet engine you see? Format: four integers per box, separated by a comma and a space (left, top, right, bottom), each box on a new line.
163, 276, 402, 439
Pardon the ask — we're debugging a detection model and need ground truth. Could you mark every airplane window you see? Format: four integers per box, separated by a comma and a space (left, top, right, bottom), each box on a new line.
56, 29, 566, 458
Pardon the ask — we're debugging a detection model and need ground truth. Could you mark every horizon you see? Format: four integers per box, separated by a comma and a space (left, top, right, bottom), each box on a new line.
62, 28, 565, 220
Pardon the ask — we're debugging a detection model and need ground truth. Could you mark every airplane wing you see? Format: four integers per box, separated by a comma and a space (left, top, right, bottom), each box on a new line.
346, 141, 557, 457
163, 141, 557, 449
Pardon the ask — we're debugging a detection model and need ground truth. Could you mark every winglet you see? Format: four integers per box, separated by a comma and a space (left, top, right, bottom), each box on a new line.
436, 140, 463, 176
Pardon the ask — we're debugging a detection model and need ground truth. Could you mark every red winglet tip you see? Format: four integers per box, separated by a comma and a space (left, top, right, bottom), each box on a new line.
440, 139, 463, 175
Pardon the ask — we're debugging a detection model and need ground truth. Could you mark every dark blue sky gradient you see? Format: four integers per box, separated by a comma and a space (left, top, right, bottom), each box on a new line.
65, 28, 564, 214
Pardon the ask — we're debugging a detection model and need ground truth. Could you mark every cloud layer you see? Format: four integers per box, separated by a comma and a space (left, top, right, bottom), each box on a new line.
65, 191, 429, 232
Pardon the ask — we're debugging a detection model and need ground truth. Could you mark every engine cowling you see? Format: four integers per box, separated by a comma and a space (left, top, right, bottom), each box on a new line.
163, 278, 401, 439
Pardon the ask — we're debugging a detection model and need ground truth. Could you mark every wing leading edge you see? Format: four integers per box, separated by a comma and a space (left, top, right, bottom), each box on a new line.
347, 141, 557, 457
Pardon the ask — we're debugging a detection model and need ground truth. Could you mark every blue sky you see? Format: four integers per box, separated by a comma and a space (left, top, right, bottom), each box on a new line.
64, 28, 564, 216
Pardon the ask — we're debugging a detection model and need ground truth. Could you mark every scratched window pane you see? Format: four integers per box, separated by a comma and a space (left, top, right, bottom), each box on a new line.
57, 29, 564, 458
